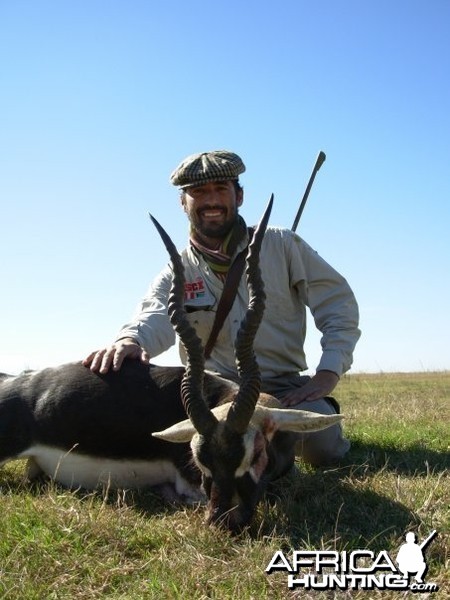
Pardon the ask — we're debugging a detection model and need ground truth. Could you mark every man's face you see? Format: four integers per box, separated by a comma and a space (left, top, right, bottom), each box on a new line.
181, 180, 244, 240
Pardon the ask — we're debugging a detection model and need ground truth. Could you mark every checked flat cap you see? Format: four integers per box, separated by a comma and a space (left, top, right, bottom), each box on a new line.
170, 150, 246, 188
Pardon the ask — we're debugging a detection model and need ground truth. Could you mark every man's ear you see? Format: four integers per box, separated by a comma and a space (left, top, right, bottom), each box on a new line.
237, 188, 244, 207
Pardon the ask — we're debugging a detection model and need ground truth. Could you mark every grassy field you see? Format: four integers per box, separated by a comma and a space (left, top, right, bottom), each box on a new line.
0, 371, 448, 599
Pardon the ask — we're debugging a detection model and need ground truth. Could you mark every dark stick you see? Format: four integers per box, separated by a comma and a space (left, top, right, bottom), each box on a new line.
291, 151, 326, 232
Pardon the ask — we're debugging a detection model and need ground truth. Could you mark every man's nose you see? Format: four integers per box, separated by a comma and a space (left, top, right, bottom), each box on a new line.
204, 190, 223, 204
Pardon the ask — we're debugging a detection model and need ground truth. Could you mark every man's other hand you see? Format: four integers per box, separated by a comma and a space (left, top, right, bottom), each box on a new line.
280, 370, 340, 407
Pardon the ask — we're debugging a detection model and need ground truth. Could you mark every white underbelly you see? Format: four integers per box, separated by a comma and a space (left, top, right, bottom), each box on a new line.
18, 444, 199, 496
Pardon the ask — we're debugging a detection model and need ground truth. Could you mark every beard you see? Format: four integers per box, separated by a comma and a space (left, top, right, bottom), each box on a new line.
189, 206, 239, 240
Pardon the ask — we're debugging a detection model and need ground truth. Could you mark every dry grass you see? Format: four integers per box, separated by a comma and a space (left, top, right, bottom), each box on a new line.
0, 371, 449, 599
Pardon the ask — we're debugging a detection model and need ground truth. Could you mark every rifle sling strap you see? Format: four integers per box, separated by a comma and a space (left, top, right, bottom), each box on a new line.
203, 228, 254, 359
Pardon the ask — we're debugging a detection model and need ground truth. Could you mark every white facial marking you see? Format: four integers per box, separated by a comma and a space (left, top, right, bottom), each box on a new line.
190, 434, 212, 478
234, 429, 257, 479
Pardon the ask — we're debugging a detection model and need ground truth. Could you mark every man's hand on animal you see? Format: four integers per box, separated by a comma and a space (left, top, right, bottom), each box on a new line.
280, 370, 340, 406
83, 338, 150, 374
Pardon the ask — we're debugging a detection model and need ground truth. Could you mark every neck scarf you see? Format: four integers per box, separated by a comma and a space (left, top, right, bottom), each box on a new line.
190, 215, 248, 281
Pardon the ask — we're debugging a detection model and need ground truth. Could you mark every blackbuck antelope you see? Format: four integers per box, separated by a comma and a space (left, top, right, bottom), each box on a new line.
0, 198, 343, 533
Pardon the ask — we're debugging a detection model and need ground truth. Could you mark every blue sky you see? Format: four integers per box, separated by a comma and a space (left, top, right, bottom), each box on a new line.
1, 0, 449, 374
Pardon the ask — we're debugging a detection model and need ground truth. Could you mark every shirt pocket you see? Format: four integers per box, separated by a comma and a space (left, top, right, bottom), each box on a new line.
184, 309, 215, 347
183, 275, 216, 312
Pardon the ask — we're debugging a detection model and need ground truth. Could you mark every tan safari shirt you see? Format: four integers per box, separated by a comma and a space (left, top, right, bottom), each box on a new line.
117, 227, 361, 380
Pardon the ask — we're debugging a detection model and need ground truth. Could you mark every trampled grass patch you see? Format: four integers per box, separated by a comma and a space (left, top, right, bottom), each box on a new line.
0, 371, 449, 599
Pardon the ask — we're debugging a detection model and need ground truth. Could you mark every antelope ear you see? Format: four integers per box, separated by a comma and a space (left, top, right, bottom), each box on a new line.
152, 418, 197, 443
252, 406, 343, 433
